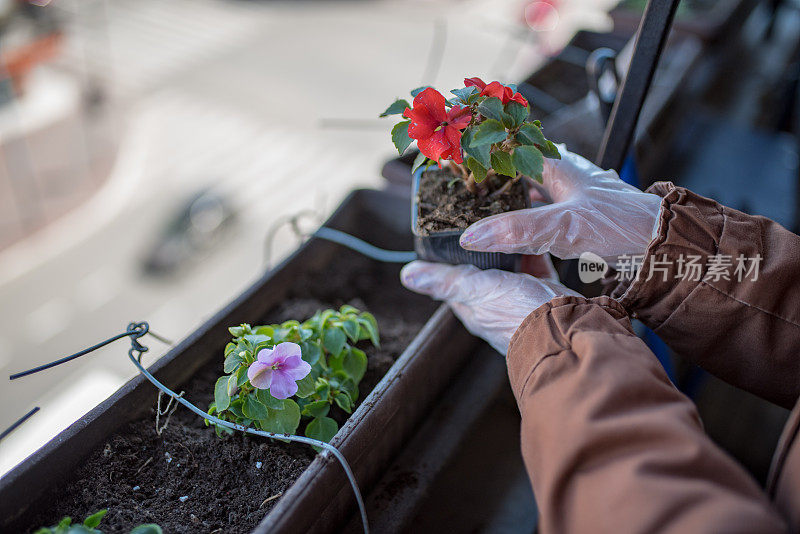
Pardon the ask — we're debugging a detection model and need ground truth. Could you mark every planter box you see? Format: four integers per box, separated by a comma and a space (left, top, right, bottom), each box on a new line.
0, 188, 478, 533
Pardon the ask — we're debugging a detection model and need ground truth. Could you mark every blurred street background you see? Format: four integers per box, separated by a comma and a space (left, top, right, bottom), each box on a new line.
0, 0, 615, 474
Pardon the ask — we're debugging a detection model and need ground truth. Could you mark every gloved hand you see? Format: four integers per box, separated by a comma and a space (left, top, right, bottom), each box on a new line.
459, 145, 663, 261
401, 261, 582, 355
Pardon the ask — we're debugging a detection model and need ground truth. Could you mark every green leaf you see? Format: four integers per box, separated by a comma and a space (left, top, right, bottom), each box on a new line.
298, 327, 314, 341
302, 399, 331, 418
295, 373, 316, 398
504, 101, 529, 128
228, 325, 246, 337
82, 510, 107, 529
305, 416, 339, 445
259, 399, 301, 435
227, 373, 239, 396
340, 377, 359, 402
322, 327, 347, 356
254, 325, 274, 338
235, 365, 249, 387
410, 86, 430, 97
411, 151, 430, 174
491, 151, 516, 178
471, 119, 507, 147
380, 99, 410, 117
512, 145, 544, 181
315, 378, 331, 399
391, 121, 413, 156
130, 525, 163, 534
256, 388, 285, 409
539, 139, 561, 159
299, 340, 322, 366
223, 349, 245, 373
334, 392, 353, 413
461, 127, 490, 168
358, 313, 380, 347
517, 123, 546, 146
465, 156, 488, 183
228, 398, 245, 419
242, 395, 269, 420
214, 376, 231, 412
243, 334, 270, 347
343, 347, 367, 383
477, 97, 505, 121
342, 319, 360, 343
450, 86, 478, 104
224, 342, 236, 357
328, 347, 346, 373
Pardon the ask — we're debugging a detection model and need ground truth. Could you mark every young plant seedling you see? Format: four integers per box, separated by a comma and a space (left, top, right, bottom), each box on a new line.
34, 509, 161, 534
207, 305, 380, 446
382, 77, 561, 195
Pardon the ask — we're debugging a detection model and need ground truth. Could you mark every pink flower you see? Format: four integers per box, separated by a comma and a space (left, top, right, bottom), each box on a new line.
247, 342, 311, 399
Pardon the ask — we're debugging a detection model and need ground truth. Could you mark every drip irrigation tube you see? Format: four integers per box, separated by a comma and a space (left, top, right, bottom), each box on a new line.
314, 227, 417, 264
0, 407, 39, 442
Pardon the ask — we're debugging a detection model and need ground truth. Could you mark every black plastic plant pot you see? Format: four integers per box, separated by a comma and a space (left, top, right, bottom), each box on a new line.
0, 188, 479, 534
411, 166, 526, 271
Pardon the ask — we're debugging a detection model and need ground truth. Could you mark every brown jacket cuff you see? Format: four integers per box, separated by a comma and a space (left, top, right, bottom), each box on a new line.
608, 182, 725, 327
507, 295, 634, 400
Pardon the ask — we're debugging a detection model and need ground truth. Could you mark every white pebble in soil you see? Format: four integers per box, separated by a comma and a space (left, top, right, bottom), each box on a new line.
255, 461, 262, 469
179, 495, 189, 502
165, 452, 172, 463
133, 486, 140, 491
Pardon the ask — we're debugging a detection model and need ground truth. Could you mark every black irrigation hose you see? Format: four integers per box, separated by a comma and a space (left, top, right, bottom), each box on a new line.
8, 330, 136, 380
0, 407, 40, 442
7, 322, 370, 534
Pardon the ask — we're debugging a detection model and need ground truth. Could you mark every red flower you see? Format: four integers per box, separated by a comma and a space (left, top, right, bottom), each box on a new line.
464, 77, 528, 107
403, 87, 472, 164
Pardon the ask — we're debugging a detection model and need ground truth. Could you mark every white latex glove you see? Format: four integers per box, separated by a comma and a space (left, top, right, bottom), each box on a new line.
459, 145, 663, 261
401, 261, 582, 355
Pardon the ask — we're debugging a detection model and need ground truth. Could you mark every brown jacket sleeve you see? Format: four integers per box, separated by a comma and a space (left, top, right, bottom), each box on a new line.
609, 183, 800, 409
508, 296, 786, 533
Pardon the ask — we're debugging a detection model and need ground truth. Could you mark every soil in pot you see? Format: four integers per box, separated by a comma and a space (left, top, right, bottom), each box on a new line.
24, 250, 436, 534
416, 167, 528, 235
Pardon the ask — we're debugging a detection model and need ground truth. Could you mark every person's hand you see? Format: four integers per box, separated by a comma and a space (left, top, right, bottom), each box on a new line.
401, 261, 582, 355
459, 145, 663, 261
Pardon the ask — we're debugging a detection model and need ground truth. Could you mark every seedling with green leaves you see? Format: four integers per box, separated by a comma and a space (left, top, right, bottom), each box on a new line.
34, 510, 161, 534
381, 77, 560, 195
207, 305, 379, 445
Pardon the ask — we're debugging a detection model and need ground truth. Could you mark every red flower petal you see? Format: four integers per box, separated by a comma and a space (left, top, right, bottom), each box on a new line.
481, 81, 508, 103
417, 128, 451, 163
510, 92, 529, 107
444, 126, 464, 164
405, 105, 437, 139
464, 77, 487, 90
447, 105, 472, 129
413, 87, 447, 124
